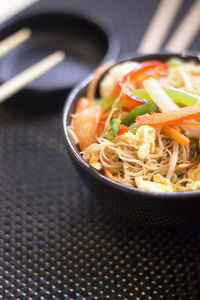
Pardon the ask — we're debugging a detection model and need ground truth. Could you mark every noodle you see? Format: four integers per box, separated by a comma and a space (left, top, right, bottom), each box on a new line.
83, 128, 199, 190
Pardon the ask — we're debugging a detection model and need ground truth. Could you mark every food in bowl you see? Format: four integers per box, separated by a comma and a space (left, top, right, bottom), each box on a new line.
68, 57, 200, 192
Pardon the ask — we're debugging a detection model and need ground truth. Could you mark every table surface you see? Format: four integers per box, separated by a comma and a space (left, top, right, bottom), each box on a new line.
1, 0, 200, 299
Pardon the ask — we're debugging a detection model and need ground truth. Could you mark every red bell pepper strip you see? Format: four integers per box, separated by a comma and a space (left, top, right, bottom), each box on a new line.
110, 60, 169, 110
117, 124, 129, 136
121, 89, 148, 110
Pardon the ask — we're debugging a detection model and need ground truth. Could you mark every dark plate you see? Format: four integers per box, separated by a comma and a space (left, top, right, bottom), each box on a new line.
0, 11, 120, 99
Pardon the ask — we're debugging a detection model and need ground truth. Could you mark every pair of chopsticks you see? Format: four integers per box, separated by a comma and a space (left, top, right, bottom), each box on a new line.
1, 1, 199, 102
0, 28, 65, 103
138, 0, 200, 53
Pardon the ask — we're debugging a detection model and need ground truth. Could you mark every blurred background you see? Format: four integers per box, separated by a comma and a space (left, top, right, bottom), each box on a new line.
1, 0, 200, 53
1, 1, 200, 300
0, 0, 39, 24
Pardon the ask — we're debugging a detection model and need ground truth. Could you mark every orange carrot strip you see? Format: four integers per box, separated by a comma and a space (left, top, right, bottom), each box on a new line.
136, 104, 200, 126
161, 126, 190, 146
170, 125, 181, 132
182, 119, 200, 125
176, 161, 200, 170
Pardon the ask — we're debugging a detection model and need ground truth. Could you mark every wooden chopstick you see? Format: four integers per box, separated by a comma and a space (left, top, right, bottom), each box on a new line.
0, 51, 65, 103
165, 0, 200, 52
0, 28, 31, 58
138, 0, 183, 53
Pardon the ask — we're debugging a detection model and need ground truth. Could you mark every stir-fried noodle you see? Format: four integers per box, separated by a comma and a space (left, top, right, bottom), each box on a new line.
69, 58, 200, 192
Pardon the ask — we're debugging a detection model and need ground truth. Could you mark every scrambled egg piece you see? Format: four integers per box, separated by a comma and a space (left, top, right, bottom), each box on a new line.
188, 181, 200, 190
135, 126, 156, 160
153, 174, 172, 186
135, 176, 173, 192
116, 126, 156, 160
175, 181, 200, 192
116, 132, 137, 145
100, 61, 139, 98
174, 164, 200, 191
188, 163, 200, 181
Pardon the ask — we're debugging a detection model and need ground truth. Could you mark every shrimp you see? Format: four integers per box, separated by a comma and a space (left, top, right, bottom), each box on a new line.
72, 98, 102, 150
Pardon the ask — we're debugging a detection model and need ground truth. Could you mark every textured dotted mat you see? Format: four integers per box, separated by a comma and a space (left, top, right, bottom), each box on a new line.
1, 0, 200, 299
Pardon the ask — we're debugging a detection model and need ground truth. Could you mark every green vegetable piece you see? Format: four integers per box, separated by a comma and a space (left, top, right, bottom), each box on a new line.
96, 98, 115, 111
132, 89, 152, 101
166, 57, 185, 67
111, 118, 121, 133
104, 124, 114, 140
129, 123, 140, 133
104, 118, 121, 140
132, 88, 200, 107
121, 102, 158, 126
105, 131, 115, 140
163, 88, 200, 106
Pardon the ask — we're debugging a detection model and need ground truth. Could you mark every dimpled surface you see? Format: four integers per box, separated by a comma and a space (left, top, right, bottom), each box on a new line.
1, 0, 200, 299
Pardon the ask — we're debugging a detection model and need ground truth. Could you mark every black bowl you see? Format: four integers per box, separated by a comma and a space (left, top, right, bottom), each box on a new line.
62, 52, 200, 226
0, 11, 120, 101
